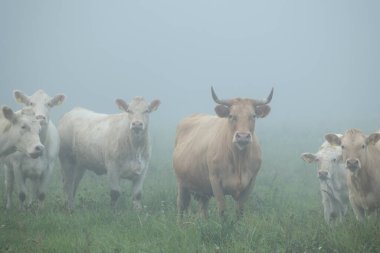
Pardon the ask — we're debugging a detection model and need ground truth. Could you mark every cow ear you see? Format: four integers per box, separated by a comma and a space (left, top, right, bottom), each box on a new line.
115, 99, 129, 112
255, 105, 271, 118
148, 100, 160, 112
366, 133, 380, 146
301, 153, 317, 163
13, 90, 30, 105
2, 106, 17, 123
325, 134, 341, 146
215, 105, 230, 118
48, 94, 65, 108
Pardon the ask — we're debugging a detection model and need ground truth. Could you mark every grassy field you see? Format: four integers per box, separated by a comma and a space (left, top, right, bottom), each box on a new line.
1, 125, 380, 253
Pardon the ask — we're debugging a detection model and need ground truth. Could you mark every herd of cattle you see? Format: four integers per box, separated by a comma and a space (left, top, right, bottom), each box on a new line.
1, 88, 380, 225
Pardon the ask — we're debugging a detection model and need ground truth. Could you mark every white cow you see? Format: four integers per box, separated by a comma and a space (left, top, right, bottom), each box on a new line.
58, 96, 160, 210
301, 136, 349, 225
0, 106, 43, 158
4, 90, 65, 209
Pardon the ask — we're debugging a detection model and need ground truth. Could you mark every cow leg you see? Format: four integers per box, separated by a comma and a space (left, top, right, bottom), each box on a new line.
108, 168, 121, 206
236, 179, 255, 218
61, 159, 84, 210
13, 166, 27, 210
177, 184, 191, 217
210, 177, 226, 218
131, 173, 147, 210
69, 167, 86, 209
28, 178, 39, 208
349, 193, 365, 221
198, 196, 210, 219
4, 164, 14, 210
36, 163, 54, 207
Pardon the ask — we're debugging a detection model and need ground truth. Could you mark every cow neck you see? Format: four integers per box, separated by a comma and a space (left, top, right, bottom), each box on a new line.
39, 121, 49, 145
128, 130, 148, 150
350, 169, 371, 197
360, 145, 380, 193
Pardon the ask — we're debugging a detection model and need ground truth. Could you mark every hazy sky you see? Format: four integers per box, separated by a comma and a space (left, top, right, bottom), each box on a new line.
1, 0, 379, 133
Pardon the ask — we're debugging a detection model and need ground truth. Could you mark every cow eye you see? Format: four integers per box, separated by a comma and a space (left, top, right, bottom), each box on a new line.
126, 109, 133, 114
341, 145, 345, 150
21, 124, 28, 130
143, 109, 150, 114
362, 145, 365, 149
332, 158, 336, 162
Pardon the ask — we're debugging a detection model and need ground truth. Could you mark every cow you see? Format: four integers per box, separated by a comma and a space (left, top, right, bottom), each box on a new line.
58, 96, 160, 210
301, 136, 349, 225
0, 106, 43, 158
325, 129, 380, 221
173, 87, 273, 218
3, 90, 65, 209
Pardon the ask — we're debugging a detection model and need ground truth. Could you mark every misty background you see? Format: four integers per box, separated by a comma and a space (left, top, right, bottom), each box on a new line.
1, 0, 379, 154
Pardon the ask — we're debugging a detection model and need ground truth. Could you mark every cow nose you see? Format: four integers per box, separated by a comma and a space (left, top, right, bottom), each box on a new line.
131, 121, 144, 129
36, 115, 47, 124
346, 159, 360, 171
318, 171, 328, 180
30, 144, 44, 158
235, 132, 251, 143
36, 115, 46, 121
35, 144, 44, 153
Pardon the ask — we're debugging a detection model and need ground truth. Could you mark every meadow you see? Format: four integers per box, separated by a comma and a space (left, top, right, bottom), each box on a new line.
1, 124, 380, 253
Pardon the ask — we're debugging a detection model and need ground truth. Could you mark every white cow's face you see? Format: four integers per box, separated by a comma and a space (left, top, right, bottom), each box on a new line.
2, 107, 44, 158
116, 97, 160, 135
301, 146, 342, 181
14, 89, 65, 126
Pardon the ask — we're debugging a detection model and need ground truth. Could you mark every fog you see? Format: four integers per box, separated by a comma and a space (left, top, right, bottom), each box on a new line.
1, 0, 379, 142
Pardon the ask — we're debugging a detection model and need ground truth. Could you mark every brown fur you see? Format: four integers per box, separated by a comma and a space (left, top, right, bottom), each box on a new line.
173, 96, 270, 218
328, 129, 380, 220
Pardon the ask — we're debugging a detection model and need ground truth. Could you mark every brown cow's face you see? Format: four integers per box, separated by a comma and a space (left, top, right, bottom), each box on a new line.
326, 130, 380, 176
116, 97, 160, 136
215, 99, 270, 150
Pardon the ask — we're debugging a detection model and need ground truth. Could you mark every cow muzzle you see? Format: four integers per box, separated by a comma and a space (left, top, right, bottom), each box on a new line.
233, 132, 252, 150
346, 158, 360, 172
36, 115, 48, 125
130, 121, 144, 133
318, 170, 329, 180
29, 144, 44, 159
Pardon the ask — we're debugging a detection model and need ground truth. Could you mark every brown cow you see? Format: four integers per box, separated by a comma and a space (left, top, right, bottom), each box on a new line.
325, 129, 380, 221
173, 87, 273, 218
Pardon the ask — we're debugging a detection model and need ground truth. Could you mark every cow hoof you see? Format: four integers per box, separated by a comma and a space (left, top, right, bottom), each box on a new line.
19, 192, 26, 202
38, 193, 46, 201
110, 190, 120, 203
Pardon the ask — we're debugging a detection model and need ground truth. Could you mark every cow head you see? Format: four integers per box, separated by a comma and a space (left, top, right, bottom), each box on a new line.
14, 89, 65, 126
325, 129, 380, 176
2, 106, 44, 158
116, 96, 160, 135
211, 87, 273, 150
301, 141, 343, 181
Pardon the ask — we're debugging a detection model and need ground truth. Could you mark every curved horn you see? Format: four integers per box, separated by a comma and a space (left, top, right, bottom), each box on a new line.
252, 87, 274, 106
211, 86, 232, 106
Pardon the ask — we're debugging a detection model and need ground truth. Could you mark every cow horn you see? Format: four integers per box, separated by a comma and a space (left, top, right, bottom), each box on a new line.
252, 87, 274, 106
211, 86, 232, 107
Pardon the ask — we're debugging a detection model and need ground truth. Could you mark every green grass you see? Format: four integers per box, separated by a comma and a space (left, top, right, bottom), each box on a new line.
1, 126, 380, 253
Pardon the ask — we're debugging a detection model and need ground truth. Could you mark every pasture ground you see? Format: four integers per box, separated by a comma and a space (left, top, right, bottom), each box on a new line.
1, 125, 380, 253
